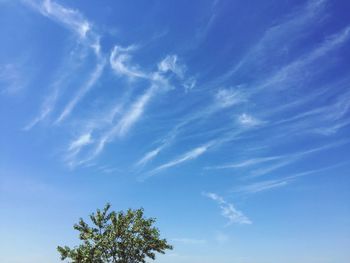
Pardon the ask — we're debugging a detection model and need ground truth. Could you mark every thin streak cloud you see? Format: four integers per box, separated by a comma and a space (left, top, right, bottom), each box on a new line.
25, 0, 92, 39
147, 142, 215, 176
55, 59, 106, 124
204, 192, 252, 225
109, 45, 148, 79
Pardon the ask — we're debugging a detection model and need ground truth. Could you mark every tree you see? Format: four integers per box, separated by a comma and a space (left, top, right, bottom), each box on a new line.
57, 203, 172, 263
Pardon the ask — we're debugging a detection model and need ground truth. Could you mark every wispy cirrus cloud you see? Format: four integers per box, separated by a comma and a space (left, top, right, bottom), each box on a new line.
94, 85, 156, 156
21, 0, 350, 188
206, 140, 349, 178
136, 146, 163, 167
116, 87, 156, 137
136, 87, 245, 164
132, 86, 249, 169
68, 132, 93, 152
158, 55, 186, 79
109, 45, 148, 79
206, 156, 283, 170
215, 88, 246, 108
233, 162, 349, 195
273, 87, 350, 136
235, 179, 290, 194
313, 117, 350, 136
137, 38, 349, 175
23, 61, 75, 130
64, 132, 93, 167
24, 0, 102, 56
203, 192, 252, 225
208, 1, 349, 120
55, 59, 106, 124
218, 0, 328, 83
24, 0, 99, 50
24, 0, 103, 129
237, 113, 265, 127
252, 25, 350, 95
249, 140, 349, 177
146, 142, 215, 177
68, 51, 192, 166
135, 126, 180, 167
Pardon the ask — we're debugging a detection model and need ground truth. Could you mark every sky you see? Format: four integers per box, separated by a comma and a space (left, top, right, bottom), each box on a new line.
0, 0, 350, 262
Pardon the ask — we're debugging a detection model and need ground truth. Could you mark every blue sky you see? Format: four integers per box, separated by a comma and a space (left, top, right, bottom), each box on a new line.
1, 0, 350, 262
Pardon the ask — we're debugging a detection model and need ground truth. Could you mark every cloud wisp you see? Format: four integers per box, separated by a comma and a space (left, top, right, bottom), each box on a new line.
216, 0, 328, 84
204, 192, 252, 225
20, 0, 350, 193
205, 140, 349, 179
237, 113, 265, 128
25, 0, 89, 36
93, 86, 157, 158
55, 59, 106, 124
249, 141, 350, 178
157, 55, 186, 79
233, 162, 349, 195
206, 156, 283, 170
24, 63, 76, 130
65, 49, 193, 167
24, 0, 103, 129
133, 86, 248, 169
135, 130, 178, 168
234, 178, 291, 195
109, 45, 148, 79
64, 132, 94, 167
143, 141, 215, 178
141, 21, 350, 172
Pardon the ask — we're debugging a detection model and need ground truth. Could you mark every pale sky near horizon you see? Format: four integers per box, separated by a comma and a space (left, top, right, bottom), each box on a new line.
1, 0, 350, 262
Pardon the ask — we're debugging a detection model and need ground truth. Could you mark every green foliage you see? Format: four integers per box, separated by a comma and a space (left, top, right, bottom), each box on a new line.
58, 203, 172, 263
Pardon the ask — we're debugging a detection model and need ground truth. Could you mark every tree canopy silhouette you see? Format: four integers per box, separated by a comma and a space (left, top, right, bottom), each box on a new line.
58, 203, 172, 263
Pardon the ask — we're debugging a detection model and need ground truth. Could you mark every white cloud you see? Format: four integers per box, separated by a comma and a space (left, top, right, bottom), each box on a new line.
203, 192, 252, 225
55, 59, 106, 124
234, 163, 348, 195
254, 25, 350, 94
215, 88, 246, 108
135, 128, 178, 167
234, 179, 290, 194
109, 45, 148, 79
71, 50, 187, 165
136, 147, 163, 167
207, 140, 348, 177
249, 141, 348, 177
23, 0, 103, 130
64, 132, 94, 167
313, 118, 350, 135
184, 77, 196, 92
249, 160, 293, 177
68, 133, 93, 152
92, 86, 157, 158
117, 87, 155, 136
158, 55, 185, 79
149, 142, 213, 175
273, 87, 350, 136
206, 156, 282, 169
26, 0, 91, 39
217, 0, 328, 82
24, 87, 60, 130
237, 113, 264, 127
